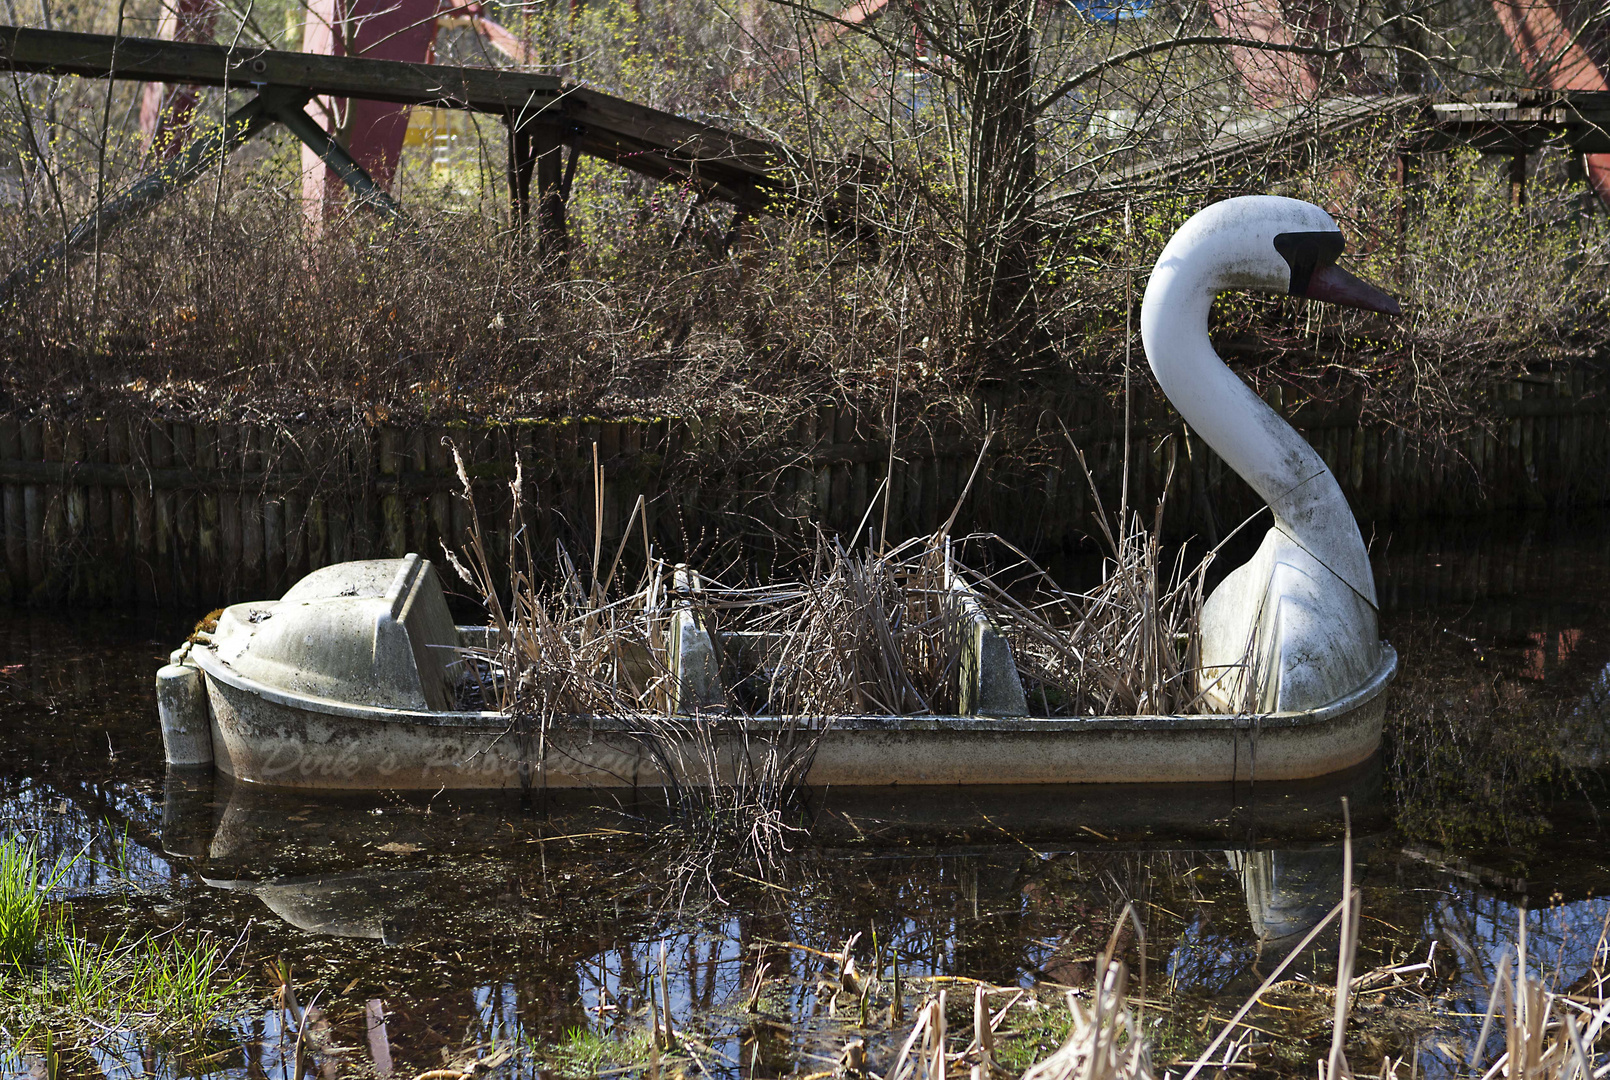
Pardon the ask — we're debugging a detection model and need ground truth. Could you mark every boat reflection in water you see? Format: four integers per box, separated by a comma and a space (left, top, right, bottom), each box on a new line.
1228, 847, 1343, 957
161, 762, 1380, 954
209, 873, 427, 943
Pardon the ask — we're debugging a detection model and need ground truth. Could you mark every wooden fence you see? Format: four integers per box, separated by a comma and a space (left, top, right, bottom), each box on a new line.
3, 371, 1608, 607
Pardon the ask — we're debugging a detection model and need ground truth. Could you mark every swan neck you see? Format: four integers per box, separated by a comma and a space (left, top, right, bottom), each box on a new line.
1141, 275, 1378, 608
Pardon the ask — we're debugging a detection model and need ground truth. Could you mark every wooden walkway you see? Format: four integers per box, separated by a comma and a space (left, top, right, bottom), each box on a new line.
0, 25, 794, 209
1102, 94, 1420, 191
1419, 93, 1610, 154
1048, 89, 1610, 209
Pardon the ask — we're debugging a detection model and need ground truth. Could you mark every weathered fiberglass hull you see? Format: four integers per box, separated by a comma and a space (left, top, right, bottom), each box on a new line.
190, 641, 1397, 791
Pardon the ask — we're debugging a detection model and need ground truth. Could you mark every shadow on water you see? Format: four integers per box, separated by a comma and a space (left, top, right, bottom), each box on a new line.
4, 512, 1610, 1077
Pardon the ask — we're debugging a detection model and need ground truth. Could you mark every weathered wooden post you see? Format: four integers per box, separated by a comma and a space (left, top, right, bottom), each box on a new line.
1510, 152, 1528, 209
507, 116, 571, 257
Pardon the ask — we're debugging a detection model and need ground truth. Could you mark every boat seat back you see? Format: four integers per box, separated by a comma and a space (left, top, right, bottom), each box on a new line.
212, 554, 463, 711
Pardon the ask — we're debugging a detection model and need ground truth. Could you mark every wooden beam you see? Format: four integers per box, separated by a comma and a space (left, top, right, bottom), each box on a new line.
0, 24, 562, 112
1416, 97, 1610, 154
0, 25, 803, 211
273, 100, 403, 219
0, 25, 788, 180
506, 118, 535, 230
0, 84, 408, 302
556, 86, 785, 199
533, 127, 569, 257
1086, 95, 1419, 194
1394, 149, 1419, 267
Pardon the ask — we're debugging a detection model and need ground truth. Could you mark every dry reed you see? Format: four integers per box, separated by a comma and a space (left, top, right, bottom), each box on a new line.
959, 445, 1212, 717
877, 831, 1610, 1080
886, 915, 1157, 1080
436, 435, 1251, 884
1458, 913, 1610, 1080
442, 441, 827, 883
702, 532, 962, 717
444, 435, 1230, 741
443, 444, 672, 783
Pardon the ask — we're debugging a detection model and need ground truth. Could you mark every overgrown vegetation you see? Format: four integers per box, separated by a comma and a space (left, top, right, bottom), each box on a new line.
0, 837, 51, 969
0, 833, 246, 1056
971, 446, 1209, 716
0, 0, 1603, 441
448, 424, 1217, 723
442, 427, 1226, 901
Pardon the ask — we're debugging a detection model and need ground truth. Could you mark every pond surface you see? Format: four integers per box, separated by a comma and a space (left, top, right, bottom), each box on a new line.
4, 512, 1610, 1080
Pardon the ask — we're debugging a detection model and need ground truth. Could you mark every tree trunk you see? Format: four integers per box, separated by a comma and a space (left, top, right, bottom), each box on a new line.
960, 0, 1040, 373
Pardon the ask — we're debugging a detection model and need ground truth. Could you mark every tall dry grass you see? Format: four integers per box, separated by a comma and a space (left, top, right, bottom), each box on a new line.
1458, 914, 1610, 1080
442, 441, 828, 884
444, 431, 1230, 735
959, 444, 1213, 717
877, 834, 1610, 1080
439, 434, 1230, 886
706, 532, 961, 717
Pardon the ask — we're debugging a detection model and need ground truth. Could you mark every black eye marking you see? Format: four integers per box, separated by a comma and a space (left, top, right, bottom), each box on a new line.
1272, 231, 1345, 295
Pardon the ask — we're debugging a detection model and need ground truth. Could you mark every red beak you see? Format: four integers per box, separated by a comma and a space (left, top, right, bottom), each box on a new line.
1303, 263, 1401, 316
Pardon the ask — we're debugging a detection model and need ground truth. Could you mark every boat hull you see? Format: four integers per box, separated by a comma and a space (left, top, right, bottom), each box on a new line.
193, 645, 1397, 791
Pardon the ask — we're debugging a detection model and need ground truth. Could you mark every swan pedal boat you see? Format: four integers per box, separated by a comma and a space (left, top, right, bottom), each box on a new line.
156, 196, 1400, 792
159, 547, 1396, 791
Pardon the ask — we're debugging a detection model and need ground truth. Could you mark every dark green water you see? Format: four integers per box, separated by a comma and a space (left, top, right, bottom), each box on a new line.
4, 512, 1610, 1080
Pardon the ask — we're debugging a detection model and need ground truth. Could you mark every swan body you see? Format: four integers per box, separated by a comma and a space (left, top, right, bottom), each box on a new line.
1141, 196, 1399, 712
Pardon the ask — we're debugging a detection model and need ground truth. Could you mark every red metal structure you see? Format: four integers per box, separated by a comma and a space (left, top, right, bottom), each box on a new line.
1204, 0, 1321, 105
1203, 0, 1383, 105
297, 0, 442, 225
464, 10, 535, 63
1490, 0, 1610, 204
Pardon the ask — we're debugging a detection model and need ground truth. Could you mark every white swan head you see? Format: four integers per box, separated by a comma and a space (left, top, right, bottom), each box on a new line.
1147, 196, 1398, 316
